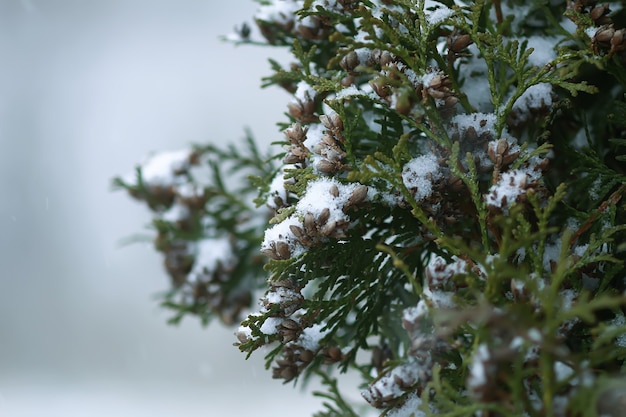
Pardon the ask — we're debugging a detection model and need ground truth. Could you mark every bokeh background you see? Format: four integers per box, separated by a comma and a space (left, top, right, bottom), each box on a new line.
0, 1, 325, 415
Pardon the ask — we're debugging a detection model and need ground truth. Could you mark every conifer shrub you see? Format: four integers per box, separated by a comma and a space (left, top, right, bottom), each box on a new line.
114, 1, 626, 415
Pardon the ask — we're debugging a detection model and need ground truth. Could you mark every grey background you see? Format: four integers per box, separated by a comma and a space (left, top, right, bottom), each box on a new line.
0, 1, 324, 415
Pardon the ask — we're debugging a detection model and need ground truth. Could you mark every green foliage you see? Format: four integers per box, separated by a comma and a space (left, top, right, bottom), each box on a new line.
118, 1, 626, 416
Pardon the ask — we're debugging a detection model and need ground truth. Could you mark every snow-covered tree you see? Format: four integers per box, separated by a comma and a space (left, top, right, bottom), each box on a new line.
115, 1, 626, 415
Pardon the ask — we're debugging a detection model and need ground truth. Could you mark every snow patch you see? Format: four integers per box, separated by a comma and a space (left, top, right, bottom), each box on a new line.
426, 5, 453, 26
188, 236, 234, 282
256, 0, 302, 26
387, 392, 427, 417
137, 149, 192, 187
401, 153, 442, 202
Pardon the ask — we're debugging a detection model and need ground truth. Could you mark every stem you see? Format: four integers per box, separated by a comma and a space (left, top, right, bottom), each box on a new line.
376, 243, 423, 295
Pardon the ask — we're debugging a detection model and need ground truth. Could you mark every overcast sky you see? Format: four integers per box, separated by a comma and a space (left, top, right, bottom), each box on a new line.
0, 1, 328, 415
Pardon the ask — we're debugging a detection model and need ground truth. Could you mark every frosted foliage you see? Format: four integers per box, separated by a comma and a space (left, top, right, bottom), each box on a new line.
512, 83, 553, 119
423, 287, 455, 308
334, 84, 379, 102
426, 254, 467, 286
261, 178, 369, 258
362, 358, 422, 403
401, 153, 442, 202
188, 236, 234, 282
426, 5, 453, 25
393, 62, 420, 87
265, 286, 296, 305
403, 302, 429, 324
138, 149, 192, 187
294, 80, 317, 103
449, 113, 497, 137
262, 216, 307, 257
387, 392, 427, 417
297, 178, 362, 223
420, 254, 467, 310
421, 68, 441, 88
486, 169, 536, 213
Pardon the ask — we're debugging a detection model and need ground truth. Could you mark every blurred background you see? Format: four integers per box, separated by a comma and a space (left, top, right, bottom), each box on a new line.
0, 1, 325, 415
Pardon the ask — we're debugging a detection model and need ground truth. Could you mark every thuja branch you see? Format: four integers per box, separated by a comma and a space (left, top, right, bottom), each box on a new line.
117, 1, 626, 417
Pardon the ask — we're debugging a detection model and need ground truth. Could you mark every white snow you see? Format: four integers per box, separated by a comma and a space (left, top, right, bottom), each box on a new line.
511, 83, 553, 121
294, 80, 317, 103
161, 202, 190, 223
260, 317, 283, 335
302, 123, 325, 156
386, 392, 427, 417
176, 183, 202, 199
401, 153, 442, 202
311, 0, 343, 12
589, 177, 602, 201
486, 170, 526, 205
334, 83, 377, 100
527, 328, 542, 343
256, 0, 302, 25
542, 240, 561, 273
335, 85, 361, 99
423, 287, 455, 309
486, 169, 534, 213
265, 286, 296, 305
574, 243, 589, 258
355, 47, 373, 65
261, 178, 370, 259
449, 112, 497, 138
267, 168, 290, 210
188, 236, 234, 282
458, 45, 492, 112
138, 149, 192, 187
468, 343, 490, 390
421, 67, 441, 88
297, 323, 327, 351
362, 358, 422, 404
554, 361, 574, 383
525, 36, 558, 67
262, 216, 307, 258
425, 253, 468, 286
236, 325, 252, 342
510, 336, 524, 350
296, 178, 366, 223
585, 26, 599, 40
426, 6, 453, 26
403, 301, 429, 324
354, 28, 372, 43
